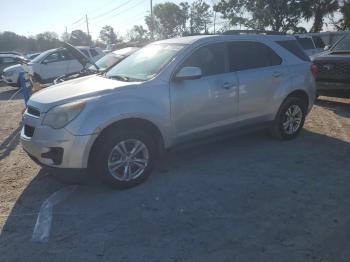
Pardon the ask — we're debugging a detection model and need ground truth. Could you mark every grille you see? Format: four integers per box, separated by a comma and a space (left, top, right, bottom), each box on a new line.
27, 106, 40, 117
315, 61, 350, 82
24, 125, 35, 137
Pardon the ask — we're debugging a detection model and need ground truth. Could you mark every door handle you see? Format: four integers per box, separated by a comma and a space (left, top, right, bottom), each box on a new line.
273, 71, 283, 78
222, 82, 235, 89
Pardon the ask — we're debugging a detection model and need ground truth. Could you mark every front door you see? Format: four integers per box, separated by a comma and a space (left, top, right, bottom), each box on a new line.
170, 42, 239, 141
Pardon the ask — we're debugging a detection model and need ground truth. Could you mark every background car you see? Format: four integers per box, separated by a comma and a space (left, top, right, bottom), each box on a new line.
26, 46, 104, 83
295, 35, 325, 56
53, 46, 140, 84
312, 34, 350, 96
2, 53, 41, 87
0, 54, 28, 84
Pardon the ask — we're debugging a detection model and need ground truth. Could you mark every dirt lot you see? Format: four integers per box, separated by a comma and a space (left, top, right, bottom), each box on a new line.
0, 84, 350, 262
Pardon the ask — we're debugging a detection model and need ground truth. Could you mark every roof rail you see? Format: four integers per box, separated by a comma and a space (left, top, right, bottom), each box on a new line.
222, 30, 286, 35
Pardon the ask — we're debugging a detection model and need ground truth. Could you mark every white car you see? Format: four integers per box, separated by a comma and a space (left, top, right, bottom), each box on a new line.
26, 46, 104, 83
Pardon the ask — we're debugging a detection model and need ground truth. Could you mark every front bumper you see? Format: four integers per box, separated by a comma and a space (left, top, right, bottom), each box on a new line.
20, 110, 98, 169
316, 81, 350, 91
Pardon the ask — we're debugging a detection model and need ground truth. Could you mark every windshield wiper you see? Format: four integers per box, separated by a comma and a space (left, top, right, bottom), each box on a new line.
108, 75, 130, 82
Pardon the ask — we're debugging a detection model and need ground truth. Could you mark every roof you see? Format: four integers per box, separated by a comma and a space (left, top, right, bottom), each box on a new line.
154, 34, 296, 45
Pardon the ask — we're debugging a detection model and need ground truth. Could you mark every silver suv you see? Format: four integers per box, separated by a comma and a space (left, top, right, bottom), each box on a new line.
21, 35, 316, 188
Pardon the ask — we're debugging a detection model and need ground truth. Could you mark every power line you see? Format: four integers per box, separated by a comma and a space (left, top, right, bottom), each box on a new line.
71, 16, 84, 25
92, 0, 145, 25
90, 0, 137, 21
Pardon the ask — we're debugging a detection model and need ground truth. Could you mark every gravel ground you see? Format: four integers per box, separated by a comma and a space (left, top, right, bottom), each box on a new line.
0, 84, 350, 262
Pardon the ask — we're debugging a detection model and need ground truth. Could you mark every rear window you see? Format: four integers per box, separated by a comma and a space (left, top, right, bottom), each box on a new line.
296, 37, 315, 50
276, 40, 310, 62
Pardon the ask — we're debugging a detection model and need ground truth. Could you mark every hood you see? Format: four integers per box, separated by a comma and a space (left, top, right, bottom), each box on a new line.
28, 75, 139, 112
312, 50, 350, 62
63, 43, 99, 70
3, 64, 24, 72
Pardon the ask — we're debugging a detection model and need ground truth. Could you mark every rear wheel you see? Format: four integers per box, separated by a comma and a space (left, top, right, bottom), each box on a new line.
92, 128, 157, 189
269, 97, 307, 140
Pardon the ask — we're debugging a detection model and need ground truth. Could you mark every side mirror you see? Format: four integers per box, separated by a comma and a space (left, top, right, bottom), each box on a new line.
175, 67, 202, 81
41, 61, 48, 65
324, 45, 330, 51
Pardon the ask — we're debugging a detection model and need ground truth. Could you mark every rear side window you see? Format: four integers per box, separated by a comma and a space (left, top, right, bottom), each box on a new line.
276, 40, 310, 62
182, 43, 226, 77
228, 41, 282, 71
90, 49, 99, 57
296, 37, 315, 50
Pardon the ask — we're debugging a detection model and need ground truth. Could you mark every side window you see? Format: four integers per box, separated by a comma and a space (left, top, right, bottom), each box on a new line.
43, 52, 60, 63
182, 43, 226, 77
80, 49, 89, 58
61, 50, 74, 61
229, 41, 282, 72
90, 49, 99, 57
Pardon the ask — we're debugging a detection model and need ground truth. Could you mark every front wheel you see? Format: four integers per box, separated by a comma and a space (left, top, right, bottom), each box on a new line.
269, 97, 307, 140
92, 128, 157, 189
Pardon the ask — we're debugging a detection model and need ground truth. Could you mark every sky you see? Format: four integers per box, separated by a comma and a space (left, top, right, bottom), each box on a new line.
0, 0, 333, 40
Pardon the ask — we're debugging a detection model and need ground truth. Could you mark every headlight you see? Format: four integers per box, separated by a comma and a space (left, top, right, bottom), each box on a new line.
42, 101, 85, 129
4, 70, 15, 77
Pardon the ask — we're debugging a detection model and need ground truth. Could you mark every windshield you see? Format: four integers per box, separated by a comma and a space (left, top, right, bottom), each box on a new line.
106, 44, 184, 81
332, 36, 350, 51
89, 53, 122, 71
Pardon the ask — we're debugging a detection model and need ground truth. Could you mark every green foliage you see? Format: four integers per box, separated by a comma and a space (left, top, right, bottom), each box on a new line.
190, 0, 212, 34
300, 0, 339, 32
70, 30, 91, 46
0, 31, 60, 53
335, 1, 350, 30
146, 2, 184, 39
214, 0, 302, 32
127, 25, 148, 41
99, 25, 118, 45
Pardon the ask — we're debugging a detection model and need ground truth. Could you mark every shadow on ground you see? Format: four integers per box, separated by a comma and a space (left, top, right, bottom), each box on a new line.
0, 87, 21, 101
1, 130, 350, 262
0, 123, 22, 161
316, 97, 350, 119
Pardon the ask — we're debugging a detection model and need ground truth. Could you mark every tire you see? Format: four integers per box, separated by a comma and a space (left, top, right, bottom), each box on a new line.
92, 127, 157, 189
269, 97, 307, 140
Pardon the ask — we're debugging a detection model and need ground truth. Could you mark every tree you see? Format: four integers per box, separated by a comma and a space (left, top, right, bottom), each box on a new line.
190, 0, 212, 34
301, 0, 339, 32
35, 31, 60, 51
334, 1, 350, 30
69, 30, 91, 46
214, 0, 302, 32
99, 25, 118, 45
145, 2, 183, 39
127, 25, 148, 41
179, 2, 191, 35
61, 32, 70, 42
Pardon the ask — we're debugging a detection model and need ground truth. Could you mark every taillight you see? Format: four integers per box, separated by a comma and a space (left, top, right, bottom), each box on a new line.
311, 64, 318, 79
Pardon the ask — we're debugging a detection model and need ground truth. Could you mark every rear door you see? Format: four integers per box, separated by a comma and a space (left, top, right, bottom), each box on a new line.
170, 42, 239, 140
228, 41, 284, 121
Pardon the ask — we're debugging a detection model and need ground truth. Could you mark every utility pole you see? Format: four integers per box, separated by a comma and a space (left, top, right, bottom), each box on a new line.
86, 14, 91, 45
150, 0, 154, 40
